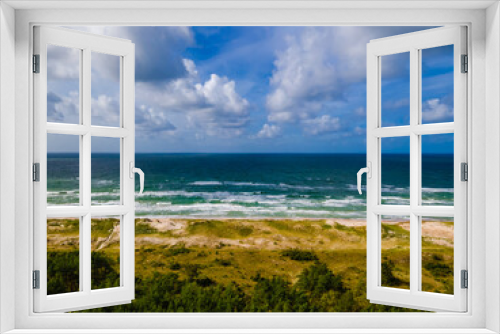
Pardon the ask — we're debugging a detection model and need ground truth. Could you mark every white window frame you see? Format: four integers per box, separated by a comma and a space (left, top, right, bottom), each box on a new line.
366, 26, 467, 312
33, 26, 136, 313
1, 1, 499, 333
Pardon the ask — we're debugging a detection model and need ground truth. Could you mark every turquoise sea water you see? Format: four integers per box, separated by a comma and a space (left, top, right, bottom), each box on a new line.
47, 153, 454, 218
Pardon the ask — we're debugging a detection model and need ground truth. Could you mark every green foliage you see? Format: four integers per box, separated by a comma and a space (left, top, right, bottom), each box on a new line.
47, 251, 120, 294
237, 226, 254, 237
187, 220, 254, 238
214, 258, 232, 267
91, 217, 120, 237
64, 252, 420, 313
296, 262, 345, 298
169, 262, 181, 270
164, 245, 192, 257
381, 223, 409, 240
46, 217, 447, 313
381, 259, 403, 287
281, 249, 318, 261
47, 251, 79, 295
424, 255, 453, 278
91, 251, 120, 289
423, 254, 454, 294
47, 218, 80, 234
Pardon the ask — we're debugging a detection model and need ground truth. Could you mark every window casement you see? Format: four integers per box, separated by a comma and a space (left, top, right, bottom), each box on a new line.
363, 26, 467, 312
33, 26, 139, 312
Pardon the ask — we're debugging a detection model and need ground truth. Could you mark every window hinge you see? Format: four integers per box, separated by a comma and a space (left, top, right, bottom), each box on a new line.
33, 270, 40, 289
461, 270, 468, 289
461, 54, 468, 73
33, 54, 40, 73
33, 163, 40, 182
461, 162, 468, 182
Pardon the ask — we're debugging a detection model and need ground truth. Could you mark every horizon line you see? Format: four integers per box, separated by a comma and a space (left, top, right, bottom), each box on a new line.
47, 151, 453, 154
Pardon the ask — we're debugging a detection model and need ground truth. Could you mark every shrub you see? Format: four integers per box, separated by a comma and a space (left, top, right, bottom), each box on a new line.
281, 249, 318, 261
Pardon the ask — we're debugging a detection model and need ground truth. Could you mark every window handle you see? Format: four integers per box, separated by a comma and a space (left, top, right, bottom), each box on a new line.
129, 161, 145, 195
357, 162, 371, 195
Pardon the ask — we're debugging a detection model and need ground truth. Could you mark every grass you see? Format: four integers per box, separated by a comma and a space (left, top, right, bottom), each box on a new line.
46, 217, 454, 312
281, 249, 318, 261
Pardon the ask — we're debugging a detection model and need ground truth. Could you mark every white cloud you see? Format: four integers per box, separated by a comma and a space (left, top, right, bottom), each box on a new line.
422, 98, 453, 122
255, 124, 281, 139
47, 46, 80, 81
91, 95, 120, 126
354, 107, 366, 116
69, 26, 194, 82
47, 91, 79, 123
354, 126, 366, 136
265, 26, 421, 133
137, 59, 250, 138
383, 98, 409, 110
266, 28, 340, 122
302, 115, 341, 135
136, 105, 176, 136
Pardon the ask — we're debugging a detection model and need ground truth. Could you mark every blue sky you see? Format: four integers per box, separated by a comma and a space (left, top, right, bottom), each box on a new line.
47, 26, 454, 153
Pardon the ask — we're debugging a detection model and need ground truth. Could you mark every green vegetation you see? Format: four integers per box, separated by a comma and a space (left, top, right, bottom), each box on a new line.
47, 251, 79, 295
45, 217, 454, 312
46, 253, 412, 313
281, 249, 318, 261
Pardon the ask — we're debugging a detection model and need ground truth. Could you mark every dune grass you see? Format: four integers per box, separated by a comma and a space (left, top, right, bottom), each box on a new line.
46, 217, 453, 312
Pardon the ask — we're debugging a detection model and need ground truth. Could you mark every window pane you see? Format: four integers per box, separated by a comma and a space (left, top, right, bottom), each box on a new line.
381, 215, 410, 290
421, 45, 454, 124
91, 52, 121, 127
47, 134, 80, 206
91, 216, 121, 290
381, 137, 410, 205
381, 52, 410, 127
47, 44, 80, 124
421, 134, 454, 206
47, 217, 80, 295
421, 216, 454, 294
91, 137, 121, 205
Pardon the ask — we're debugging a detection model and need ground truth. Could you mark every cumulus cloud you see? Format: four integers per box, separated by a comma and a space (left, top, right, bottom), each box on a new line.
255, 124, 281, 139
137, 59, 250, 138
422, 98, 453, 122
266, 28, 341, 123
302, 115, 341, 135
74, 26, 194, 82
265, 26, 422, 136
136, 105, 177, 136
91, 94, 120, 126
47, 46, 80, 81
47, 91, 79, 123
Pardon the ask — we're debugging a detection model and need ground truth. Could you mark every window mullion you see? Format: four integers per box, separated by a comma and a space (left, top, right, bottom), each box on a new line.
409, 47, 420, 294
82, 47, 92, 294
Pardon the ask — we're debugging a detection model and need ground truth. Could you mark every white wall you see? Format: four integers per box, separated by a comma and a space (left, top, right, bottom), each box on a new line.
486, 2, 500, 333
0, 2, 16, 333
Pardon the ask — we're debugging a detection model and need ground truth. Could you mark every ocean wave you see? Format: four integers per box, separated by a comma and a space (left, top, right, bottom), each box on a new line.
381, 185, 409, 193
94, 180, 114, 186
224, 181, 276, 187
422, 187, 454, 193
381, 196, 410, 205
189, 181, 223, 186
48, 190, 79, 196
136, 202, 337, 217
421, 199, 453, 205
322, 197, 366, 207
189, 180, 316, 191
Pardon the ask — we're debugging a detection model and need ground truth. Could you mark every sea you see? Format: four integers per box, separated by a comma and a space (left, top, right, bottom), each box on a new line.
47, 153, 454, 219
